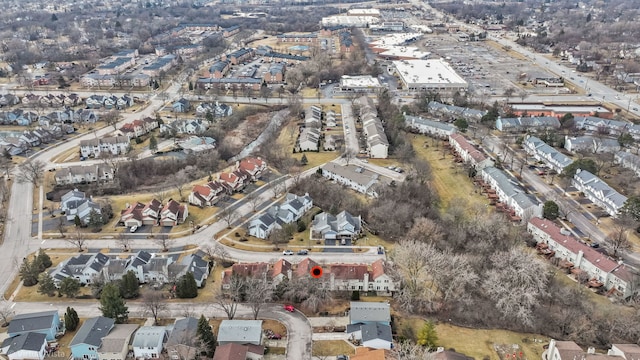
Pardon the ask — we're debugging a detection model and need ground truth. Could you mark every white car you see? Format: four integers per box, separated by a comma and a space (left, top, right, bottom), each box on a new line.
283, 250, 294, 256
130, 226, 138, 233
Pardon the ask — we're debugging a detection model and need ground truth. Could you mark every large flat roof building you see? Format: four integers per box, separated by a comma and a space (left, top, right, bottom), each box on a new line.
392, 59, 468, 92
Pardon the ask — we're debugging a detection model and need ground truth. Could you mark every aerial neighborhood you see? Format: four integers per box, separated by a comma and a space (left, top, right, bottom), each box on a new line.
3, 0, 640, 359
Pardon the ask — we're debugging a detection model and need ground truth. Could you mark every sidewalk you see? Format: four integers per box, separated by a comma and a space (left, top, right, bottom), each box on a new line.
308, 316, 349, 327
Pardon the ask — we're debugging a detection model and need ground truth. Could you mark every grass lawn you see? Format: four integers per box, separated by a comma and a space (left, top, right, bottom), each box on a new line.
435, 323, 549, 360
14, 283, 93, 302
411, 135, 490, 211
267, 347, 286, 355
276, 117, 340, 170
312, 340, 355, 357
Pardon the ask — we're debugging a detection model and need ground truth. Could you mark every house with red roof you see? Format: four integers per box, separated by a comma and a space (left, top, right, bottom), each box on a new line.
271, 259, 292, 285
142, 199, 162, 225
370, 259, 395, 294
119, 119, 152, 139
159, 199, 189, 227
238, 157, 267, 181
188, 181, 228, 207
528, 217, 633, 298
221, 263, 270, 290
329, 264, 370, 291
219, 172, 246, 193
120, 202, 145, 227
449, 133, 494, 170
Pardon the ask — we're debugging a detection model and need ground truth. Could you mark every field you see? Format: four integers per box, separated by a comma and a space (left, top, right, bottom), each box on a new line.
276, 117, 340, 171
312, 340, 355, 357
411, 135, 490, 211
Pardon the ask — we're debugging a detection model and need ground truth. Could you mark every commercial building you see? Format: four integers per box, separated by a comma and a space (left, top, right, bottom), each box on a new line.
392, 59, 468, 92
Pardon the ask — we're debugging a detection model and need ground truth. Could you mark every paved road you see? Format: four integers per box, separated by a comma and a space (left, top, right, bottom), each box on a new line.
11, 302, 313, 360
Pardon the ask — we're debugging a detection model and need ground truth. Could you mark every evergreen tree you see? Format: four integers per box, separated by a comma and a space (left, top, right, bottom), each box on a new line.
37, 273, 56, 297
35, 249, 52, 271
300, 154, 308, 166
149, 135, 158, 152
417, 321, 438, 348
51, 13, 58, 21
87, 209, 103, 229
64, 307, 79, 331
176, 272, 198, 298
100, 283, 128, 323
543, 201, 560, 220
74, 215, 82, 227
59, 277, 81, 298
188, 82, 193, 91
197, 315, 216, 356
119, 271, 140, 299
19, 258, 39, 286
205, 111, 214, 123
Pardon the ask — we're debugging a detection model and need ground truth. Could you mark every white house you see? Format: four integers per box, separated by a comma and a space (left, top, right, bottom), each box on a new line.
132, 326, 167, 359
572, 169, 627, 217
523, 135, 573, 173
528, 217, 633, 298
357, 96, 389, 159
320, 162, 392, 197
49, 252, 110, 286
188, 181, 228, 207
159, 200, 189, 227
97, 324, 139, 360
311, 210, 361, 241
297, 127, 320, 152
217, 320, 263, 346
481, 166, 542, 222
404, 114, 457, 138
449, 133, 494, 170
79, 136, 129, 158
565, 136, 621, 154
346, 323, 393, 350
248, 193, 313, 239
615, 151, 640, 178
55, 164, 115, 185
1, 333, 47, 360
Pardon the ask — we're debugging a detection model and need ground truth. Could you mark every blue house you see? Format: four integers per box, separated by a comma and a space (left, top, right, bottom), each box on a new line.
70, 317, 115, 360
172, 98, 190, 113
8, 311, 62, 341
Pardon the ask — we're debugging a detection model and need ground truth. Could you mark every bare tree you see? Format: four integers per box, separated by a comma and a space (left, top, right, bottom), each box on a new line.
341, 149, 356, 165
245, 276, 273, 320
202, 243, 231, 265
245, 191, 261, 212
269, 180, 285, 199
154, 188, 171, 204
389, 340, 431, 360
605, 221, 632, 258
57, 217, 67, 238
117, 232, 132, 252
142, 290, 167, 325
103, 110, 121, 131
170, 173, 189, 201
214, 275, 244, 320
16, 160, 46, 185
154, 234, 170, 252
66, 229, 86, 252
0, 301, 15, 326
218, 207, 237, 229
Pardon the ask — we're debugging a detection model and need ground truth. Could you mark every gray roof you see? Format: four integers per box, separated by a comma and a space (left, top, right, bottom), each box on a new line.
8, 310, 58, 334
166, 318, 199, 346
2, 333, 46, 354
132, 326, 167, 348
217, 320, 262, 344
405, 114, 456, 132
70, 316, 115, 347
349, 302, 390, 324
98, 324, 139, 353
321, 162, 392, 193
360, 323, 393, 343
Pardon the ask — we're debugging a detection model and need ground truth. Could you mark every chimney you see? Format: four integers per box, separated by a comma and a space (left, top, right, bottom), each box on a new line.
587, 347, 596, 355
437, 347, 445, 353
576, 250, 584, 268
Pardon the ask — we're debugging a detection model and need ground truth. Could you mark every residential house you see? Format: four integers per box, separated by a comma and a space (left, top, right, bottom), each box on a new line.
221, 263, 269, 290
608, 344, 640, 360
8, 311, 62, 341
196, 102, 233, 118
97, 324, 139, 360
329, 264, 370, 291
572, 169, 627, 217
350, 347, 391, 360
116, 96, 134, 110
356, 96, 389, 158
427, 101, 486, 122
247, 213, 279, 240
19, 131, 41, 147
523, 136, 573, 173
615, 151, 640, 178
61, 189, 86, 213
189, 181, 228, 207
222, 48, 254, 65
86, 95, 107, 109
160, 119, 210, 135
1, 333, 47, 360
248, 192, 313, 239
165, 318, 199, 360
159, 199, 188, 226
169, 253, 210, 287
238, 157, 267, 181
218, 171, 247, 192
0, 94, 20, 107
545, 340, 586, 360
404, 114, 457, 138
297, 127, 320, 152
172, 98, 190, 113
349, 301, 391, 326
55, 164, 115, 185
208, 61, 231, 79
79, 136, 129, 158
177, 136, 216, 154
70, 317, 115, 360
212, 343, 264, 360
320, 162, 392, 197
449, 133, 494, 170
481, 166, 542, 222
263, 63, 285, 83
432, 349, 475, 360
271, 259, 292, 285
347, 323, 393, 350
564, 135, 621, 154
370, 259, 395, 294
132, 326, 167, 359
528, 218, 633, 298
495, 116, 561, 132
574, 116, 629, 136
49, 252, 110, 285
295, 258, 319, 279
120, 120, 148, 139
217, 320, 262, 346
311, 210, 362, 242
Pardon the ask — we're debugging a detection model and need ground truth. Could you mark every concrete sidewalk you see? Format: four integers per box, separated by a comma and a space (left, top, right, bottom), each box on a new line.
308, 316, 349, 327
311, 332, 352, 341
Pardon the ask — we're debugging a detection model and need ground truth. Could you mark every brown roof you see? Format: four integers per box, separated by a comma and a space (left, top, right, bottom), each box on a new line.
219, 172, 238, 183
145, 199, 162, 213
330, 264, 369, 280
351, 347, 389, 360
162, 199, 181, 215
612, 344, 640, 359
450, 133, 488, 163
432, 350, 474, 360
371, 259, 385, 280
295, 258, 318, 278
239, 157, 265, 172
192, 185, 211, 197
120, 202, 145, 221
223, 263, 269, 284
272, 259, 292, 277
212, 343, 246, 360
553, 340, 584, 360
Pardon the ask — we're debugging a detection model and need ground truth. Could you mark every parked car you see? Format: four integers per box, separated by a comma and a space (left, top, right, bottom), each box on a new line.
337, 355, 349, 360
268, 333, 282, 340
284, 305, 295, 312
297, 249, 308, 255
130, 225, 138, 233
283, 250, 294, 255
377, 246, 384, 254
